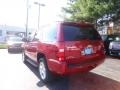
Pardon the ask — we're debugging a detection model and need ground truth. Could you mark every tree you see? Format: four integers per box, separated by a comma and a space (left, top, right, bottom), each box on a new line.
62, 0, 117, 24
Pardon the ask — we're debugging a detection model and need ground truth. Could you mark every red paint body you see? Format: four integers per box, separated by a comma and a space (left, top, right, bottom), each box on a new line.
24, 22, 105, 75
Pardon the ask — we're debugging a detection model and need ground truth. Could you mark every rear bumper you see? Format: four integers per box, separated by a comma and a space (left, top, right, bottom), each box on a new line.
8, 46, 23, 52
48, 56, 105, 75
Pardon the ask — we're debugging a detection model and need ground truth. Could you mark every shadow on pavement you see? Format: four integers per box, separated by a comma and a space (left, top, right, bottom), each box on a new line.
24, 60, 120, 90
69, 72, 120, 90
24, 61, 40, 78
107, 56, 120, 60
24, 61, 69, 90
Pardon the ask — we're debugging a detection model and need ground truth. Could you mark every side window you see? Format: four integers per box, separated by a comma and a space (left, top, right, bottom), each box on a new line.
42, 24, 57, 42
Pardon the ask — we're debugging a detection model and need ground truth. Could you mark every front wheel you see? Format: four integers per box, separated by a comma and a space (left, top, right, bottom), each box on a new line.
38, 57, 53, 83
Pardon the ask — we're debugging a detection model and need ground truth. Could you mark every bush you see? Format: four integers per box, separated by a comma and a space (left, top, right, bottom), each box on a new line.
0, 43, 7, 49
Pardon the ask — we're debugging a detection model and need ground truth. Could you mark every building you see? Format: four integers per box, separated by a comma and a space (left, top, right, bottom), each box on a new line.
0, 25, 26, 43
97, 26, 108, 35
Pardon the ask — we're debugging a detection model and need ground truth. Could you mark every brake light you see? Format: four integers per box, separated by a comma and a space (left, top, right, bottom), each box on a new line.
56, 49, 65, 61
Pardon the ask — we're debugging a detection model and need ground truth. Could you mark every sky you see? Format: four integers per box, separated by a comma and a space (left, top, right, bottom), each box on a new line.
0, 0, 67, 30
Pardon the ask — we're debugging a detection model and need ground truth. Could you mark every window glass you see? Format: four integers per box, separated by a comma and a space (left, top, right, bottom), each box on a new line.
101, 35, 108, 41
108, 35, 120, 41
63, 25, 101, 41
42, 24, 57, 42
34, 24, 57, 42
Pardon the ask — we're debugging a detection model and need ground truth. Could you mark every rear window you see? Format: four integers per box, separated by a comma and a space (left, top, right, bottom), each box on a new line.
63, 25, 101, 41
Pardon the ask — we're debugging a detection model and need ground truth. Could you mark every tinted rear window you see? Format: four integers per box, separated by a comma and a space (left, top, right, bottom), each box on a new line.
63, 25, 101, 41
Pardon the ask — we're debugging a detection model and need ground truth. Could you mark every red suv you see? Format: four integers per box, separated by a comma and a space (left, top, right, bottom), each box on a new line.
22, 22, 105, 83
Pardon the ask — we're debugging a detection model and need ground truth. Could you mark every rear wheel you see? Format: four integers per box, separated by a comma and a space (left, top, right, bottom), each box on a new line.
38, 57, 53, 83
8, 48, 11, 53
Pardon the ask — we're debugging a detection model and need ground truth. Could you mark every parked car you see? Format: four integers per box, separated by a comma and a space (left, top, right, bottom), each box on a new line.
7, 36, 24, 53
108, 35, 120, 56
101, 34, 120, 55
22, 22, 105, 83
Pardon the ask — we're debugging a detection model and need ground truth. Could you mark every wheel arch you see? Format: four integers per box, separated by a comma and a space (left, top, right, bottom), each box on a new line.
37, 52, 53, 83
37, 52, 46, 63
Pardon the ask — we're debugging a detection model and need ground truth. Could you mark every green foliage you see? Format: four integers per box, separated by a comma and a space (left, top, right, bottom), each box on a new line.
0, 43, 7, 49
62, 0, 116, 23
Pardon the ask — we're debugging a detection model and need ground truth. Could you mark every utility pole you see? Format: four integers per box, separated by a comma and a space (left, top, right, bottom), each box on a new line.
26, 0, 29, 38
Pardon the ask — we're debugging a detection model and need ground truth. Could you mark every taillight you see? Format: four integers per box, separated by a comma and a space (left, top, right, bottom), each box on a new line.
56, 49, 65, 61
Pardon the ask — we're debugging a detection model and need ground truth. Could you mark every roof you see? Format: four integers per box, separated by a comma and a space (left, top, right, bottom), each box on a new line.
57, 21, 94, 27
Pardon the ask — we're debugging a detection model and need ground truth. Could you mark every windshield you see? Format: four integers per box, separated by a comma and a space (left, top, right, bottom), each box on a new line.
101, 35, 108, 41
7, 37, 22, 42
63, 25, 101, 41
108, 35, 120, 41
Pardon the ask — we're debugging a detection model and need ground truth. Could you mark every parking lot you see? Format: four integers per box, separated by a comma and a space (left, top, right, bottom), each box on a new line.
0, 49, 120, 90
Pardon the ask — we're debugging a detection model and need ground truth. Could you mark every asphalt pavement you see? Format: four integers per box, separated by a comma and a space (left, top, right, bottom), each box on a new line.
0, 49, 120, 90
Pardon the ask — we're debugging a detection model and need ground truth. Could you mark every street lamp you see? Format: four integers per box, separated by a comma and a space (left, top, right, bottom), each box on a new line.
26, 0, 29, 38
34, 2, 45, 32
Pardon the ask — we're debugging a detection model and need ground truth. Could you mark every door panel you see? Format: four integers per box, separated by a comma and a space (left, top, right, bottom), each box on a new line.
25, 41, 38, 62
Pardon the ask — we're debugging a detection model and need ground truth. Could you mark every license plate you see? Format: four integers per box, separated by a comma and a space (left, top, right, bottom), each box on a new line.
84, 47, 92, 55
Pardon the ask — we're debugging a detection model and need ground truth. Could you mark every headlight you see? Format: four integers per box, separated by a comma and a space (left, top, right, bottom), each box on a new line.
116, 37, 120, 41
109, 42, 113, 49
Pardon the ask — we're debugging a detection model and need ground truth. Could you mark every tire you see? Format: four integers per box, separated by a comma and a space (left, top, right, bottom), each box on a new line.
38, 57, 53, 83
8, 48, 11, 53
22, 52, 27, 63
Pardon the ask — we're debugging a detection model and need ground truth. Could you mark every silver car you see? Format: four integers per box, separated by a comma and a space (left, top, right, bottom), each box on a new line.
7, 36, 24, 53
